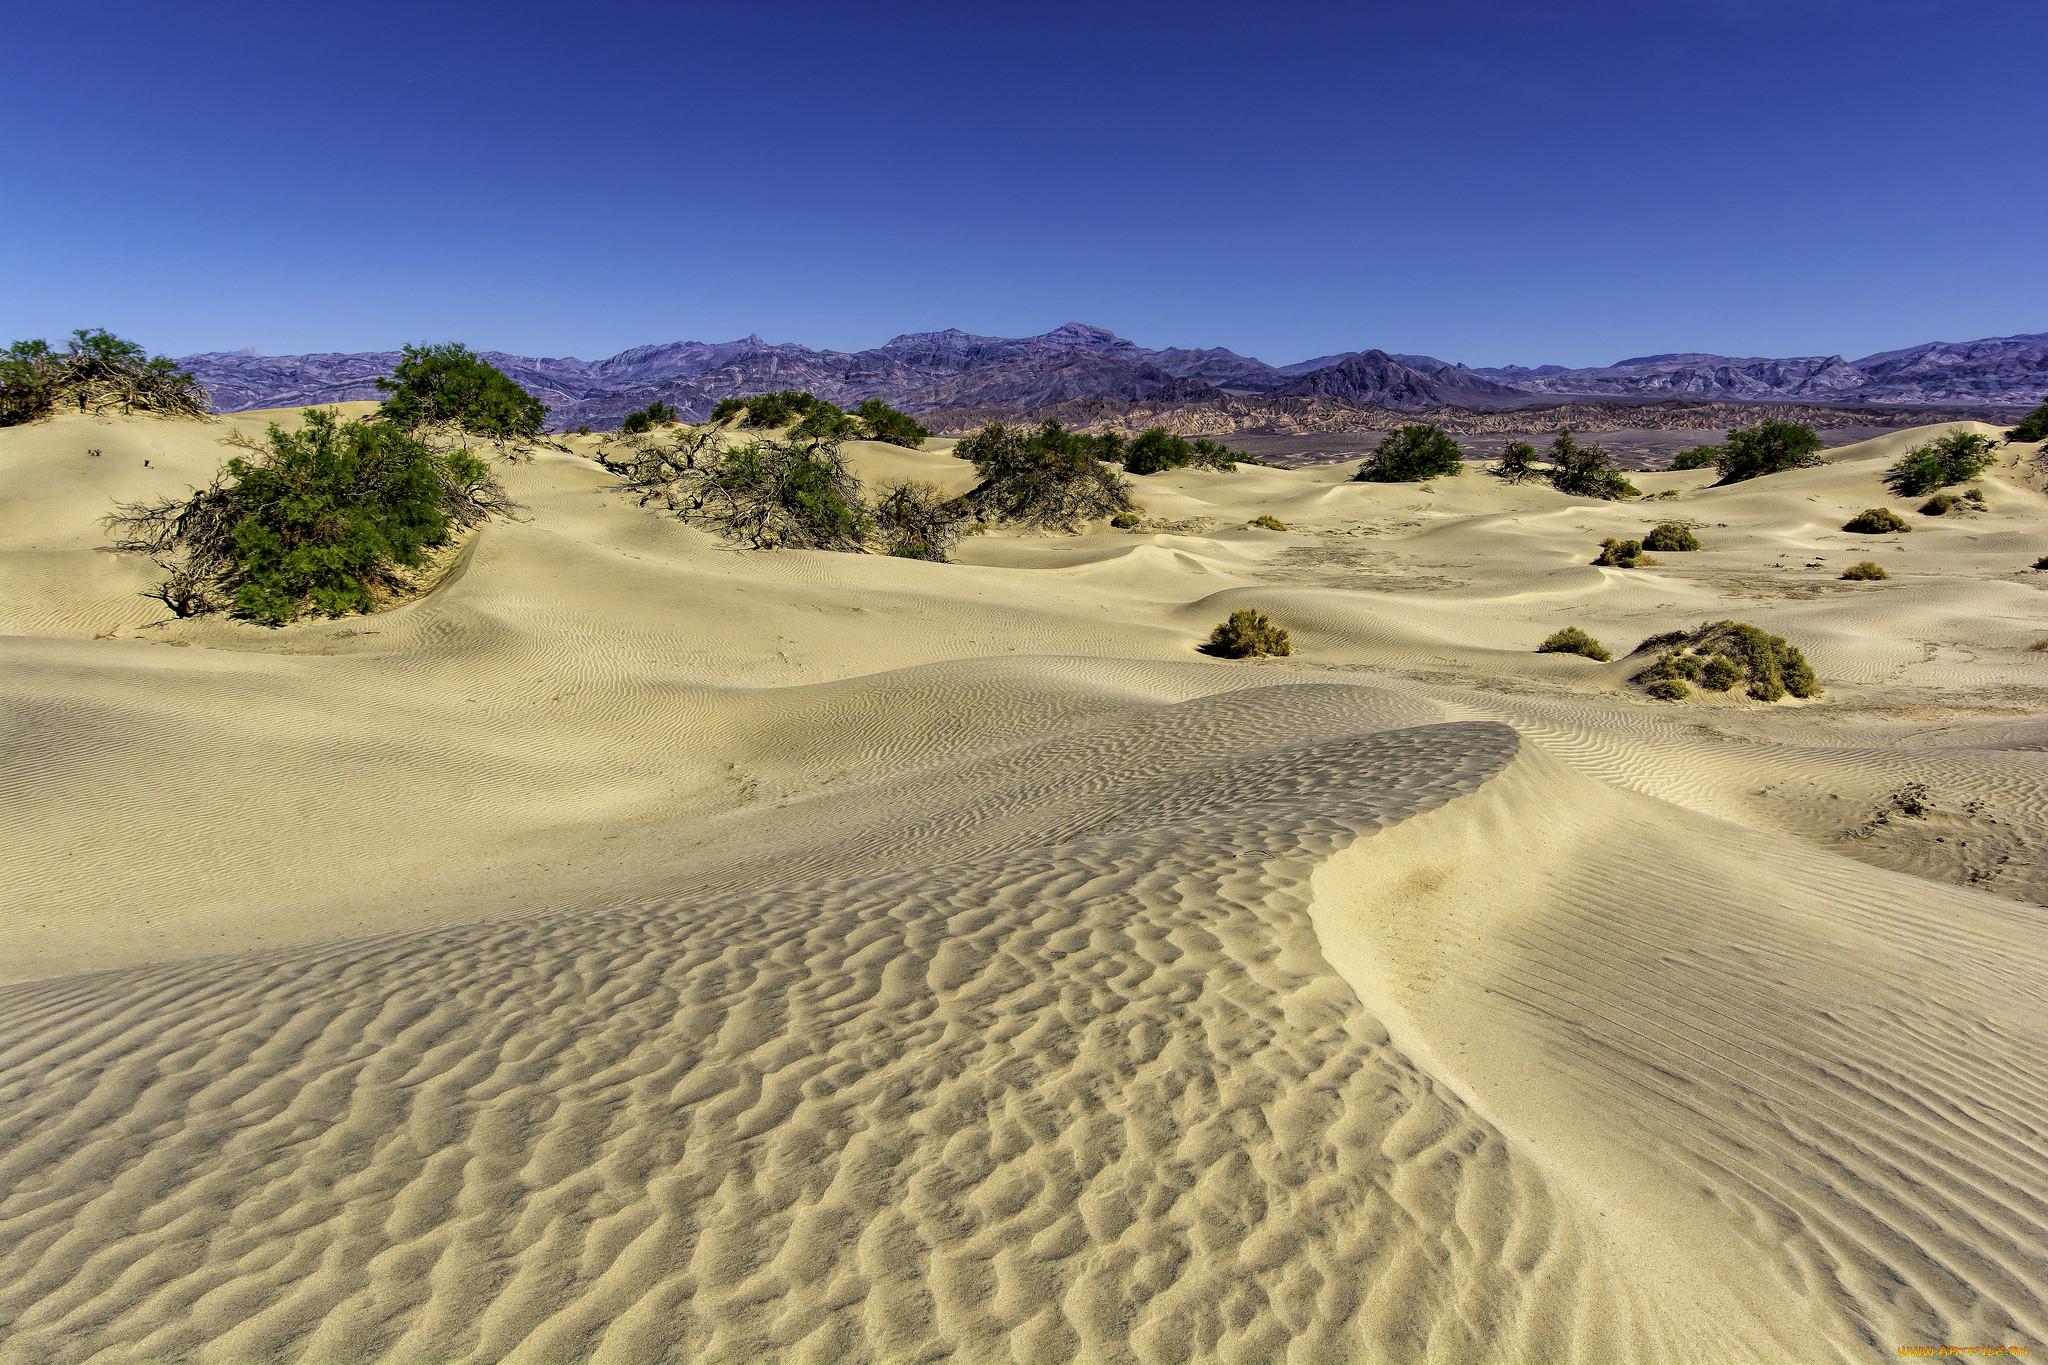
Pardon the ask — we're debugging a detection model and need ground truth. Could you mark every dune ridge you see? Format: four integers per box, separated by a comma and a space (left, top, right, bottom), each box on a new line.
1314, 746, 2048, 1358
2, 697, 1676, 1364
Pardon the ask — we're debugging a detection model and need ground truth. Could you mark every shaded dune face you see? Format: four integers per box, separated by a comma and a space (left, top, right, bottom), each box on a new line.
0, 689, 1617, 1365
1312, 745, 2048, 1363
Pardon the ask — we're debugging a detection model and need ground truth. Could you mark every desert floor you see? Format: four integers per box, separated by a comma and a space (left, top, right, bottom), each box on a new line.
3, 407, 2045, 1363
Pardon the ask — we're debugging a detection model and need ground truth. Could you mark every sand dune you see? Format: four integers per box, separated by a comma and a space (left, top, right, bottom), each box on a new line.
2, 408, 2045, 1360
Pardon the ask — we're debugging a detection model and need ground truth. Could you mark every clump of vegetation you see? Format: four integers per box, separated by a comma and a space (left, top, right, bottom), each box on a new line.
1699, 654, 1743, 691
2008, 396, 2048, 443
954, 420, 1136, 530
2035, 556, 2048, 571
1207, 608, 1291, 658
873, 479, 970, 560
710, 389, 839, 429
1537, 626, 1611, 661
1248, 514, 1288, 531
792, 406, 860, 442
694, 439, 871, 549
1124, 426, 1243, 474
599, 425, 922, 553
1887, 430, 1996, 496
1843, 507, 1911, 533
1544, 429, 1639, 499
598, 421, 872, 549
1628, 620, 1819, 702
1711, 420, 1824, 484
1841, 560, 1889, 580
1669, 444, 1721, 471
705, 392, 929, 447
1355, 424, 1464, 482
854, 399, 929, 448
619, 400, 680, 435
1593, 537, 1657, 567
105, 408, 517, 622
1112, 511, 1142, 529
2, 328, 209, 426
1643, 522, 1700, 552
375, 342, 547, 441
1492, 438, 1541, 483
1918, 492, 1960, 516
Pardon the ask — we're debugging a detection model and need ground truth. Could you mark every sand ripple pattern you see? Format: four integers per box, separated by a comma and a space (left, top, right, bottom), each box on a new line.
0, 693, 1677, 1365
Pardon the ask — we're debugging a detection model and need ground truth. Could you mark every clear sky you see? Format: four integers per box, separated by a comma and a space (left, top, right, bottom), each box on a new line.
3, 0, 2042, 369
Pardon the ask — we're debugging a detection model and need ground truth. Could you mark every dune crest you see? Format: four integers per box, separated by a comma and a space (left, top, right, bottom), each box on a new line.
2, 695, 1665, 1364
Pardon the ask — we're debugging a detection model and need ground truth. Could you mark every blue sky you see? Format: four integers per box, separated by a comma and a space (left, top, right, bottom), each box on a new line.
3, 0, 2042, 368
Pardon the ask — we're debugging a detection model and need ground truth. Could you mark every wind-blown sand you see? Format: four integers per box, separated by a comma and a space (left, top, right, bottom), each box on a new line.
2, 407, 2044, 1362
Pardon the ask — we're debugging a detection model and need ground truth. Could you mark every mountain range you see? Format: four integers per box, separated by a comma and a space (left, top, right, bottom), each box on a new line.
177, 323, 2047, 431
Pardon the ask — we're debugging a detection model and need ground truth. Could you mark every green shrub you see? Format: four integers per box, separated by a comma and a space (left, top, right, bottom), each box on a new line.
1544, 429, 1638, 499
1111, 511, 1142, 529
855, 399, 929, 448
1669, 444, 1720, 471
1629, 619, 1818, 702
104, 408, 516, 622
1593, 537, 1657, 567
711, 389, 842, 429
619, 400, 680, 435
1965, 488, 1985, 504
1843, 507, 1911, 533
2009, 397, 2048, 443
374, 343, 546, 440
1249, 514, 1288, 531
1712, 420, 1823, 484
1125, 426, 1242, 474
1537, 626, 1611, 661
1699, 654, 1743, 690
955, 420, 1136, 530
1887, 431, 1996, 496
2033, 556, 2048, 570
1636, 650, 1703, 683
1643, 522, 1700, 552
1633, 652, 1697, 700
692, 439, 870, 548
793, 406, 860, 442
1207, 608, 1291, 658
1841, 560, 1889, 580
1918, 492, 1960, 515
873, 479, 970, 561
1355, 424, 1464, 482
1, 328, 208, 426
598, 426, 882, 553
1492, 438, 1541, 483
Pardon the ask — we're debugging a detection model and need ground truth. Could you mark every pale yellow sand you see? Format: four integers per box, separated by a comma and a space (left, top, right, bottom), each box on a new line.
2, 407, 2044, 1362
